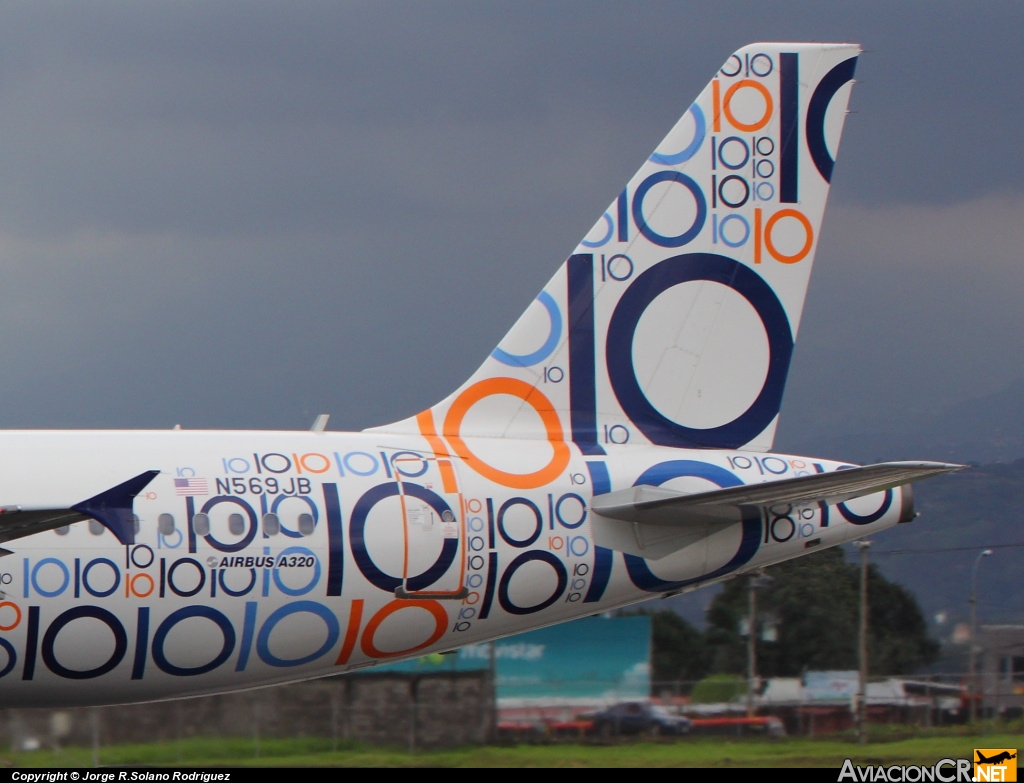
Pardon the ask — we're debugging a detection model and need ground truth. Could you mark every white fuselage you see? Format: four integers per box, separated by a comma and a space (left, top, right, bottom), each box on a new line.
0, 429, 904, 706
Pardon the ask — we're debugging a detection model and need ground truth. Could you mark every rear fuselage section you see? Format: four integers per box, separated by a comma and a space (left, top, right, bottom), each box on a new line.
0, 430, 904, 706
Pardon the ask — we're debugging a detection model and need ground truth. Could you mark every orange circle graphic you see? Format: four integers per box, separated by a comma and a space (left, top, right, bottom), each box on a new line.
130, 573, 155, 598
723, 79, 774, 132
360, 599, 448, 659
764, 209, 814, 263
0, 601, 22, 631
299, 453, 332, 474
443, 378, 570, 489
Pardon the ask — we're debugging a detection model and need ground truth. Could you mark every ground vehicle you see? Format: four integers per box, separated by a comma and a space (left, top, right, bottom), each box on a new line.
588, 702, 692, 737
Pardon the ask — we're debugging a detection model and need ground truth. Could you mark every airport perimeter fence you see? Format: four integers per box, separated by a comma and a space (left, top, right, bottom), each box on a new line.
499, 672, 1020, 741
1, 669, 494, 757
1, 671, 1019, 757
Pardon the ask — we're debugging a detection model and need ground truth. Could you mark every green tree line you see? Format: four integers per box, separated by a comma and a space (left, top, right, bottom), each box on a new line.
644, 547, 938, 684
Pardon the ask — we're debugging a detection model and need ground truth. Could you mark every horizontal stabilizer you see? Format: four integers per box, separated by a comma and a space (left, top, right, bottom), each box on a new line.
71, 470, 160, 545
0, 470, 160, 548
592, 461, 965, 528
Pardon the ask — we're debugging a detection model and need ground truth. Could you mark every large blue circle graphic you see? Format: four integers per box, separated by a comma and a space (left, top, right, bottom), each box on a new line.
272, 546, 322, 596
31, 558, 69, 598
718, 215, 750, 248
497, 550, 568, 615
256, 601, 340, 668
491, 290, 562, 367
580, 212, 614, 249
218, 568, 257, 597
606, 253, 793, 449
152, 606, 235, 677
350, 482, 458, 592
837, 490, 893, 526
497, 498, 543, 548
649, 104, 706, 166
631, 172, 706, 248
806, 56, 858, 183
270, 494, 319, 540
82, 558, 120, 598
42, 606, 128, 680
623, 460, 761, 593
199, 497, 258, 553
0, 638, 15, 679
716, 136, 750, 170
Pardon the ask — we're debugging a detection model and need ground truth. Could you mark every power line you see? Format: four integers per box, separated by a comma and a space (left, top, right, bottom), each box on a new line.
867, 541, 1024, 556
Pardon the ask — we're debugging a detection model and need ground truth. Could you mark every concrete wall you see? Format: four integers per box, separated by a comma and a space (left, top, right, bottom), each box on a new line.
1, 670, 494, 751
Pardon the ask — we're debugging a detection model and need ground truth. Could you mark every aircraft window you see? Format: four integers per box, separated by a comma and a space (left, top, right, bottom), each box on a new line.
262, 513, 280, 536
158, 514, 175, 536
298, 513, 315, 536
192, 513, 210, 537
228, 513, 245, 536
55, 526, 70, 536
88, 520, 104, 536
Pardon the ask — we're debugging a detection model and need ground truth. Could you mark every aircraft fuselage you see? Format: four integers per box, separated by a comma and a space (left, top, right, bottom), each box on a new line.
0, 430, 906, 706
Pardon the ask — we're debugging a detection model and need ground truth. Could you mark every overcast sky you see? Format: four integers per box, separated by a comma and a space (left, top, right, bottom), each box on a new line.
0, 1, 1020, 458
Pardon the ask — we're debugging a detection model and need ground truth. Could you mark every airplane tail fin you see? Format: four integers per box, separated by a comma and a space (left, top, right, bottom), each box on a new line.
371, 43, 859, 466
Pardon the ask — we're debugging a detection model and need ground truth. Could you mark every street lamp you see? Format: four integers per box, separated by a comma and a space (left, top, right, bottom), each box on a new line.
969, 549, 993, 723
853, 540, 872, 744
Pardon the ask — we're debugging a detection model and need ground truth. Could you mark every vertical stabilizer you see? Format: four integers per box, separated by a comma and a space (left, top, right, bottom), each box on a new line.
372, 43, 859, 463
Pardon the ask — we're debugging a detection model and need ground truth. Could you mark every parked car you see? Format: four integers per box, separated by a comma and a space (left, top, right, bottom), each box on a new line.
586, 702, 692, 737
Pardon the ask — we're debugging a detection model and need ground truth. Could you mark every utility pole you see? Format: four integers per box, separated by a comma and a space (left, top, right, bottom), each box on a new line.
853, 540, 872, 744
747, 576, 757, 718
969, 549, 993, 723
745, 571, 773, 718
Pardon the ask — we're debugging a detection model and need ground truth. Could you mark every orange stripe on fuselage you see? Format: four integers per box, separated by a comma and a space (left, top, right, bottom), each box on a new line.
335, 599, 364, 665
416, 410, 458, 493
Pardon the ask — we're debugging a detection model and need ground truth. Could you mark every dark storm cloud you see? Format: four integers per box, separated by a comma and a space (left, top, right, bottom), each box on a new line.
3, 2, 1022, 235
0, 1, 1018, 436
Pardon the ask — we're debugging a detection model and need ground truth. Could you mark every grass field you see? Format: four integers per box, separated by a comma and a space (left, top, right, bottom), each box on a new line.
6, 726, 1021, 767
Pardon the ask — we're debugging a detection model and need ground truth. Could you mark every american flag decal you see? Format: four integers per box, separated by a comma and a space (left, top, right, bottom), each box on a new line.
174, 478, 208, 496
